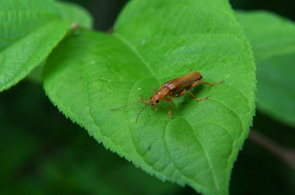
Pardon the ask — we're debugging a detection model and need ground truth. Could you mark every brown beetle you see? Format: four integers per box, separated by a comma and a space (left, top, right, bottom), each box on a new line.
112, 69, 223, 122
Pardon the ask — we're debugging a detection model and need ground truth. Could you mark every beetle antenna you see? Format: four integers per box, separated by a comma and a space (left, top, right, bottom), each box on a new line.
136, 103, 151, 123
111, 100, 143, 111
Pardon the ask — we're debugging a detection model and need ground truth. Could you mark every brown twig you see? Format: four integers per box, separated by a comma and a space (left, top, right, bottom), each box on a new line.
249, 129, 295, 170
106, 26, 114, 34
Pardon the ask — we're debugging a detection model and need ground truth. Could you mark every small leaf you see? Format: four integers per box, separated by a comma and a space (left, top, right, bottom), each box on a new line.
43, 1, 256, 194
237, 11, 295, 127
0, 0, 70, 92
57, 1, 93, 29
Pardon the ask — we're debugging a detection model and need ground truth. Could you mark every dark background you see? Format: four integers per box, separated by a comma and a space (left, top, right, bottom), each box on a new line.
1, 0, 295, 194
62, 0, 295, 31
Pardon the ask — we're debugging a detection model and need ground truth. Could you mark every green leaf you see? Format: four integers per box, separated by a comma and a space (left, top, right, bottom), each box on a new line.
0, 0, 70, 92
237, 11, 295, 127
43, 1, 256, 195
237, 11, 295, 61
57, 1, 93, 29
256, 54, 295, 127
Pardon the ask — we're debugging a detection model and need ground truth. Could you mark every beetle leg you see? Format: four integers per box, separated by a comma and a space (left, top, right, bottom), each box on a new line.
200, 80, 224, 85
174, 90, 187, 98
166, 97, 174, 117
186, 91, 209, 101
174, 90, 208, 101
185, 80, 200, 91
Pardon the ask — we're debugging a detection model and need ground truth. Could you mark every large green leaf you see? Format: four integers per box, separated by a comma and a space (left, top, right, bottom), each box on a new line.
0, 0, 70, 92
43, 1, 256, 194
237, 11, 295, 127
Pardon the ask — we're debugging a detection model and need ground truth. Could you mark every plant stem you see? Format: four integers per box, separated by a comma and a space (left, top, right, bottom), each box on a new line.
249, 129, 295, 170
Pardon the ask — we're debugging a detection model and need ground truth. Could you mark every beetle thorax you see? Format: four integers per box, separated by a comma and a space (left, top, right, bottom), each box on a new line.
151, 88, 169, 106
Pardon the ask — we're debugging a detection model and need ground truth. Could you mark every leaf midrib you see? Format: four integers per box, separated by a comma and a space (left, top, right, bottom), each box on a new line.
113, 33, 159, 80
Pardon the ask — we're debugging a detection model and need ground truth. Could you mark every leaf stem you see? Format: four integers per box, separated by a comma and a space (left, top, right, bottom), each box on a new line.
249, 129, 295, 170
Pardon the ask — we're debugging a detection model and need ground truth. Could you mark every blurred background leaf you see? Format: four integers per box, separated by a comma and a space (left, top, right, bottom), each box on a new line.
237, 11, 295, 61
237, 11, 295, 127
0, 0, 70, 92
24, 0, 94, 85
57, 1, 94, 29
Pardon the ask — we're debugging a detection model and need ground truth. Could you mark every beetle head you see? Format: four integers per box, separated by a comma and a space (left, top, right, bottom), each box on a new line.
150, 94, 160, 109
136, 94, 160, 123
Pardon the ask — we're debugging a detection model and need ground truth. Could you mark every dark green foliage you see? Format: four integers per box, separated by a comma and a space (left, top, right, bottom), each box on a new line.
1, 0, 294, 195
